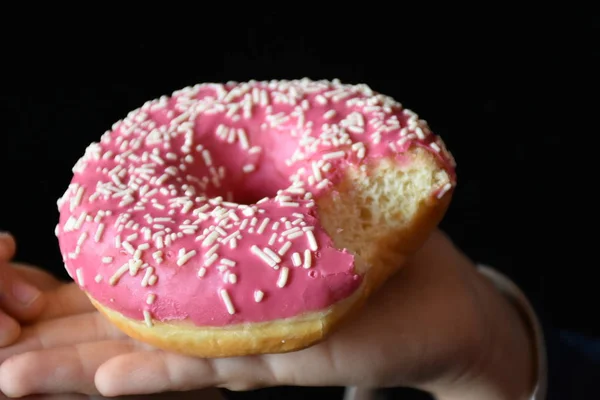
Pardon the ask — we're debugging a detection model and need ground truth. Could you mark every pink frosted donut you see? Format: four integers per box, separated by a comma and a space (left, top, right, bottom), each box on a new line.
56, 78, 456, 357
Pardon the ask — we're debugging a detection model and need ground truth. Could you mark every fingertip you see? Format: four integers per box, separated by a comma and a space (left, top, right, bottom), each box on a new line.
0, 310, 21, 347
94, 357, 123, 397
0, 352, 31, 398
0, 232, 16, 262
95, 353, 171, 397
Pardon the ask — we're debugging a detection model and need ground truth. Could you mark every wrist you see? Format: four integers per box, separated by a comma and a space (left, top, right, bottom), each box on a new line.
428, 266, 539, 400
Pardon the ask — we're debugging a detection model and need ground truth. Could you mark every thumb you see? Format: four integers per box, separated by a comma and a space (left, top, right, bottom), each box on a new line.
0, 233, 16, 262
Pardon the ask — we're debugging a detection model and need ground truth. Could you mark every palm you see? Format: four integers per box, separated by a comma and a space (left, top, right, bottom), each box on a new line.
0, 231, 488, 398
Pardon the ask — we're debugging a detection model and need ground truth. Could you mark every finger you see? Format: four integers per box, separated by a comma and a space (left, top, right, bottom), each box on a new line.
95, 350, 277, 396
100, 389, 226, 400
0, 266, 45, 323
0, 339, 137, 397
4, 394, 89, 400
0, 311, 126, 362
0, 233, 16, 261
39, 283, 96, 321
10, 262, 63, 291
0, 310, 20, 347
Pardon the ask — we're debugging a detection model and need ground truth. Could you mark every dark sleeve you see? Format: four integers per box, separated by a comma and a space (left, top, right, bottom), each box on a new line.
543, 324, 600, 399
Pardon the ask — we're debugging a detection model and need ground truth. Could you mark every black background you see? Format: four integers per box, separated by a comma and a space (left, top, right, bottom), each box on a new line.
0, 11, 597, 399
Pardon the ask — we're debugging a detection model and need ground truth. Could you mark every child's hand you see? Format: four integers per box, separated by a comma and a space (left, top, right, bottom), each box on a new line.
0, 230, 536, 400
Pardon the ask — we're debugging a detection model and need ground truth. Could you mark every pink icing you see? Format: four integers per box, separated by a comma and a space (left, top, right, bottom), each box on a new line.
56, 78, 456, 327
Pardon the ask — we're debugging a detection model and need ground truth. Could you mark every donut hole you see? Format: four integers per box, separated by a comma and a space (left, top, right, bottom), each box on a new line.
198, 161, 290, 206
205, 184, 281, 206
226, 184, 281, 205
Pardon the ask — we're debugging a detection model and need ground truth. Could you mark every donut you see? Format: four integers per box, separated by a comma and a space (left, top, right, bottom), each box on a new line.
55, 78, 456, 357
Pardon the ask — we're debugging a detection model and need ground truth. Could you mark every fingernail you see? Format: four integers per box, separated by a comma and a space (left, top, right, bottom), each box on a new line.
12, 280, 41, 306
0, 231, 10, 238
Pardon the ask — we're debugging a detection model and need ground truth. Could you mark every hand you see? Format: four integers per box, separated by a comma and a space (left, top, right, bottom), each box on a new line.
0, 230, 536, 400
0, 232, 53, 345
0, 233, 225, 399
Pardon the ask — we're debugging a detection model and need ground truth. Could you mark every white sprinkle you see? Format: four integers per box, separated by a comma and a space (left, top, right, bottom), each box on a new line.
303, 249, 312, 269
141, 267, 154, 287
202, 150, 212, 166
324, 109, 336, 119
437, 182, 452, 199
102, 257, 113, 264
205, 244, 219, 259
109, 263, 130, 286
282, 226, 301, 236
316, 179, 330, 190
257, 218, 270, 234
228, 273, 237, 284
76, 268, 85, 286
237, 128, 250, 150
278, 241, 292, 256
277, 267, 289, 288
322, 150, 346, 160
287, 231, 304, 240
204, 253, 218, 266
251, 245, 277, 267
202, 231, 219, 247
263, 248, 281, 263
222, 230, 240, 244
305, 230, 318, 251
129, 259, 143, 275
122, 241, 135, 254
126, 233, 138, 241
70, 187, 85, 211
312, 161, 322, 181
143, 310, 153, 327
198, 267, 207, 277
145, 188, 159, 197
254, 290, 264, 302
292, 252, 302, 266
177, 250, 197, 266
220, 289, 236, 314
77, 232, 88, 247
150, 154, 165, 165
146, 293, 156, 305
268, 233, 277, 246
221, 258, 236, 266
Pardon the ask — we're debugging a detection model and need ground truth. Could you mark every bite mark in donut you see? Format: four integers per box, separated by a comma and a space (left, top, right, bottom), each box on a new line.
56, 78, 456, 357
